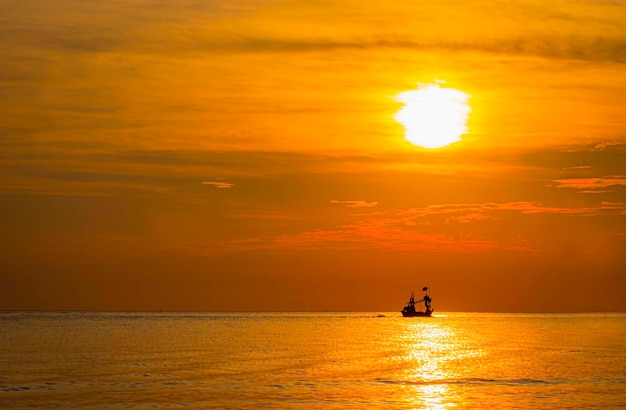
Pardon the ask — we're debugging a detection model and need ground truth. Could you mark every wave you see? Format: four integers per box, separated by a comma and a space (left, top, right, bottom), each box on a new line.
375, 377, 574, 386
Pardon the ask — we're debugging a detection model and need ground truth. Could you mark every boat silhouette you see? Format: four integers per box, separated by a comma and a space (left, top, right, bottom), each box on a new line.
401, 287, 433, 317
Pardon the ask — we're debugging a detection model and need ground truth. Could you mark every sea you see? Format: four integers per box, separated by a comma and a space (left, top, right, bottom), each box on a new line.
1, 312, 625, 409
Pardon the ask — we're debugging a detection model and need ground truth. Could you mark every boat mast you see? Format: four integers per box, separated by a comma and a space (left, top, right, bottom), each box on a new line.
422, 286, 431, 311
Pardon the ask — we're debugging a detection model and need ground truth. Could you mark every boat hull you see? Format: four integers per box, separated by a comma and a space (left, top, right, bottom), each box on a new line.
401, 310, 433, 317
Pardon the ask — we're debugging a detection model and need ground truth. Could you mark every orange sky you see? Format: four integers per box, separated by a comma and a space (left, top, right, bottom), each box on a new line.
1, 0, 625, 312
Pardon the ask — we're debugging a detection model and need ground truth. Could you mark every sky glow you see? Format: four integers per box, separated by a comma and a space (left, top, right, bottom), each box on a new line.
1, 0, 625, 312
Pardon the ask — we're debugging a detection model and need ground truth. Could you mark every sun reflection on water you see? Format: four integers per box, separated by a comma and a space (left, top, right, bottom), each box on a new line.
398, 320, 484, 409
405, 324, 452, 381
414, 384, 452, 410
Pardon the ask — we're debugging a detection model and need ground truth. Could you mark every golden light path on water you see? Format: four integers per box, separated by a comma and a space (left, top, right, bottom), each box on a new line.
395, 83, 471, 149
399, 318, 485, 409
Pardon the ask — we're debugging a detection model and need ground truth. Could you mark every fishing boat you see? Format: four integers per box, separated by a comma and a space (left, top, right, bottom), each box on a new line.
401, 287, 433, 317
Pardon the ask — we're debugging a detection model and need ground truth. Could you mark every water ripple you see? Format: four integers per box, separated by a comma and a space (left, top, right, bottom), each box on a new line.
375, 377, 576, 386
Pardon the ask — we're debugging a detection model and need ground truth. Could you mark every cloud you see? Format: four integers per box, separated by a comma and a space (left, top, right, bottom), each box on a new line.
552, 176, 626, 191
593, 141, 625, 151
201, 181, 233, 189
223, 201, 626, 254
4, 0, 626, 64
214, 36, 626, 64
601, 201, 626, 213
563, 165, 591, 170
388, 201, 624, 223
330, 200, 379, 208
228, 224, 501, 254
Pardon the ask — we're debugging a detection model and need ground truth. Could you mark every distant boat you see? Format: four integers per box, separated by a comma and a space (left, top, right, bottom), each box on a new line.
401, 287, 433, 317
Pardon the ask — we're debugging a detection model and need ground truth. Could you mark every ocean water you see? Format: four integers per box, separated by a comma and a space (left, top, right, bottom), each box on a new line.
1, 312, 625, 409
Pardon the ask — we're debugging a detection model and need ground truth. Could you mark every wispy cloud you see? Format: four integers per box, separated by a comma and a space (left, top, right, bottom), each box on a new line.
228, 224, 502, 253
552, 176, 626, 191
224, 201, 626, 254
593, 141, 625, 151
563, 165, 591, 170
579, 190, 611, 194
330, 200, 379, 208
201, 181, 234, 189
4, 0, 626, 66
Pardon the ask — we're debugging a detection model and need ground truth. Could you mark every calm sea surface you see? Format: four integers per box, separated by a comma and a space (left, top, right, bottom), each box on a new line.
1, 312, 625, 409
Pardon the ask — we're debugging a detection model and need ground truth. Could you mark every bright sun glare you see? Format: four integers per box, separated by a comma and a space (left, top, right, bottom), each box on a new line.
394, 82, 471, 149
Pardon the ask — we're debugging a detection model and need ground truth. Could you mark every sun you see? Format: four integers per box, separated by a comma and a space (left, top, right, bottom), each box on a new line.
394, 82, 471, 149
